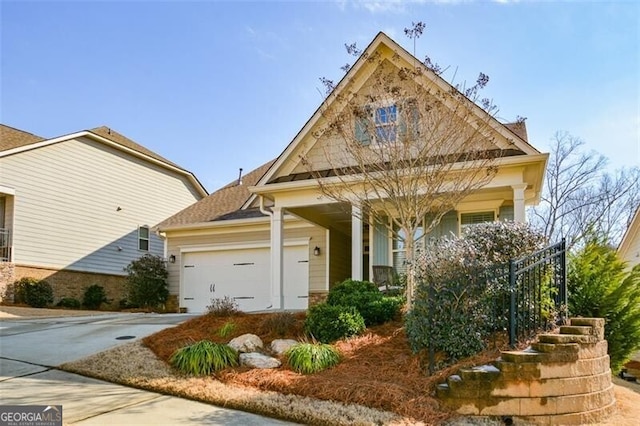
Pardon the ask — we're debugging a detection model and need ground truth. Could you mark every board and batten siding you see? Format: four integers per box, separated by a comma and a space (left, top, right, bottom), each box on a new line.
165, 220, 327, 296
0, 136, 202, 275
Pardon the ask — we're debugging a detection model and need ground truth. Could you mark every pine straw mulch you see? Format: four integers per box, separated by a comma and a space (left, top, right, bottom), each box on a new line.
142, 312, 505, 425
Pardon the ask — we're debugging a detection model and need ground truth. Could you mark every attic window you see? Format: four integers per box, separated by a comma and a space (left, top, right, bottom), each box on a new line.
374, 105, 397, 143
138, 226, 150, 251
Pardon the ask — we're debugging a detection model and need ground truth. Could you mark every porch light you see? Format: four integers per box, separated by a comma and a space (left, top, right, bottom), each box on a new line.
169, 254, 176, 263
313, 246, 321, 256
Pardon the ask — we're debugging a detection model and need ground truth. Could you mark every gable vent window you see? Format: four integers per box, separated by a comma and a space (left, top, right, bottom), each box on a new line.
374, 105, 397, 143
138, 226, 150, 251
461, 211, 496, 231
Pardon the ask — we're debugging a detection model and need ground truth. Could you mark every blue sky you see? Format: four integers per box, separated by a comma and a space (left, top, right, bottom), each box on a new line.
2, 0, 638, 192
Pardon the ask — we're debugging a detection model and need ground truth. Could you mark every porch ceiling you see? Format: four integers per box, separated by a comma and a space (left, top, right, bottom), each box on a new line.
288, 203, 352, 236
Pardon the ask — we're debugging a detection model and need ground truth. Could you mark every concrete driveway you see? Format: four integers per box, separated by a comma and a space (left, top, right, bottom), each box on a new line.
0, 309, 295, 425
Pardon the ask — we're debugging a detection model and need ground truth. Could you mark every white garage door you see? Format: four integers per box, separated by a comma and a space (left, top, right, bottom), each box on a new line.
181, 244, 309, 313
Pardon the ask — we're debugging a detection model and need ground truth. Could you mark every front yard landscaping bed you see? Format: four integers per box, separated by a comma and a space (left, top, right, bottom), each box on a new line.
141, 312, 502, 424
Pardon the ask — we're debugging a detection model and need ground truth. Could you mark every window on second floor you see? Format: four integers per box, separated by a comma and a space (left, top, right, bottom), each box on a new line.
374, 105, 398, 143
138, 226, 150, 251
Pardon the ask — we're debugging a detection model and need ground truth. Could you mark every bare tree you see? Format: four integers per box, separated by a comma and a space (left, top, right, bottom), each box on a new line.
302, 26, 515, 307
529, 131, 640, 250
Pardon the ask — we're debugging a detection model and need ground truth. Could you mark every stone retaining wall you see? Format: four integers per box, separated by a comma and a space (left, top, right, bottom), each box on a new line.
437, 318, 615, 424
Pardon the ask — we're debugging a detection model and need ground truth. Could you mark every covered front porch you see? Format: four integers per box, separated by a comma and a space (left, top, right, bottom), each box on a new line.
254, 179, 531, 309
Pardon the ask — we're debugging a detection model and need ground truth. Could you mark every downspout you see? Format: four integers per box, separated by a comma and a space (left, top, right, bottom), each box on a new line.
260, 196, 284, 311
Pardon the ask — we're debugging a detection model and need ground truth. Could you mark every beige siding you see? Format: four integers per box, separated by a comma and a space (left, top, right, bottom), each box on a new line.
620, 231, 640, 268
165, 220, 326, 296
0, 137, 202, 275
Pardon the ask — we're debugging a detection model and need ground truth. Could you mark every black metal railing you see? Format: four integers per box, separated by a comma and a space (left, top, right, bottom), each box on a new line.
507, 238, 567, 346
0, 228, 11, 262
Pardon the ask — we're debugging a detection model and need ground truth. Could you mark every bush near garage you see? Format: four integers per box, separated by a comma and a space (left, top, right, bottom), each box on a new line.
124, 254, 169, 309
13, 277, 54, 308
326, 279, 402, 326
304, 303, 366, 343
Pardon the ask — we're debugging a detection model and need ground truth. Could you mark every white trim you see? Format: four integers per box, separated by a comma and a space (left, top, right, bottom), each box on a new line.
0, 185, 16, 196
179, 238, 311, 254
324, 228, 330, 291
1, 131, 208, 197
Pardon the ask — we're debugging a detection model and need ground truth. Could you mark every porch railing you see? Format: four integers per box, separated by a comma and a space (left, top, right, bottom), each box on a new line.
506, 238, 567, 346
0, 228, 11, 262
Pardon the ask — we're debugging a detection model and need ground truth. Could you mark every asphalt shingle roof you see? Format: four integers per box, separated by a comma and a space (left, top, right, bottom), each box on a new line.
156, 160, 275, 229
0, 124, 46, 151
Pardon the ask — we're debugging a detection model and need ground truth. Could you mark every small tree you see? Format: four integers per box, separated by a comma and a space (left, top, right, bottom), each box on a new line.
305, 24, 511, 307
124, 254, 169, 309
567, 239, 640, 372
529, 131, 640, 250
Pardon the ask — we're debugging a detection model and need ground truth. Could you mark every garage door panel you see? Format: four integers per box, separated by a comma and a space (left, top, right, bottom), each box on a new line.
182, 245, 309, 313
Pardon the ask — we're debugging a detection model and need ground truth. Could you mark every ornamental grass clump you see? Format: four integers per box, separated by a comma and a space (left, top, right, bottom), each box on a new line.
170, 340, 238, 376
285, 342, 341, 374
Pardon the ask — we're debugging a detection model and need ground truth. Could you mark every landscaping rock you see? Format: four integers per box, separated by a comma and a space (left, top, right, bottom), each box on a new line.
239, 352, 281, 369
228, 334, 263, 353
270, 339, 299, 356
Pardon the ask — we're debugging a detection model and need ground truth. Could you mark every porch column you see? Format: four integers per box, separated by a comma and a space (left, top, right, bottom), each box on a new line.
512, 183, 527, 223
351, 205, 363, 280
271, 206, 284, 310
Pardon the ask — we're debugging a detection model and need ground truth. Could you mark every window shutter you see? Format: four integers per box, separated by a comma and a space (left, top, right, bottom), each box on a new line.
355, 107, 371, 146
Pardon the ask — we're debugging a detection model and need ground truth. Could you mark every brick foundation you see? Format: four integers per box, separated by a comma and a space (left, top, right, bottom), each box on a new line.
309, 291, 328, 307
11, 265, 128, 306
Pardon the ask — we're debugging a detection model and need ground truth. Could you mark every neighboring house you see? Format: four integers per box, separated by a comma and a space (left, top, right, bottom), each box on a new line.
618, 206, 640, 268
157, 32, 548, 313
0, 124, 207, 303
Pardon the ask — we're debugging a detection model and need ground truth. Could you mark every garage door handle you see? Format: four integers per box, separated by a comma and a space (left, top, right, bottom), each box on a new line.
233, 262, 255, 266
184, 265, 195, 268
233, 296, 254, 300
298, 295, 309, 298
184, 297, 194, 300
298, 260, 309, 263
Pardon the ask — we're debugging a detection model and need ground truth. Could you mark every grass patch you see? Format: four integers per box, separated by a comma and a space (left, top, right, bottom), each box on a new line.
286, 342, 340, 374
217, 321, 236, 338
170, 340, 238, 375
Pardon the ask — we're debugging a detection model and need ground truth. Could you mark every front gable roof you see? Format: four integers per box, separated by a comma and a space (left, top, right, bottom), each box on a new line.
0, 124, 208, 197
618, 205, 640, 265
246, 32, 542, 206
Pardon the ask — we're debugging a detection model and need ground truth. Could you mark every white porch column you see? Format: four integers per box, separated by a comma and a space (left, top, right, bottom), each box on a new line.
270, 206, 284, 310
351, 205, 363, 280
512, 183, 527, 223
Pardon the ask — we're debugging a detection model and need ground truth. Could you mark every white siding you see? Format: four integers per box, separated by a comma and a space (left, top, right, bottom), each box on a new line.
0, 136, 202, 275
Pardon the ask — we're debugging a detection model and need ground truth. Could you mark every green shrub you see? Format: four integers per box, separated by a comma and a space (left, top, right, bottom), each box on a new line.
83, 285, 108, 310
124, 254, 169, 309
326, 279, 401, 326
260, 311, 296, 336
218, 321, 236, 338
304, 303, 365, 343
56, 297, 82, 309
169, 340, 238, 375
206, 296, 239, 316
285, 342, 341, 374
568, 240, 640, 373
14, 278, 54, 308
406, 222, 548, 368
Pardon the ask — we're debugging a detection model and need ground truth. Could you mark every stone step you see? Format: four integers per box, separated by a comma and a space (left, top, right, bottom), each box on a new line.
501, 348, 579, 364
442, 384, 615, 417
538, 333, 598, 345
494, 355, 610, 380
570, 317, 605, 340
458, 365, 501, 382
530, 342, 579, 354
559, 325, 592, 335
